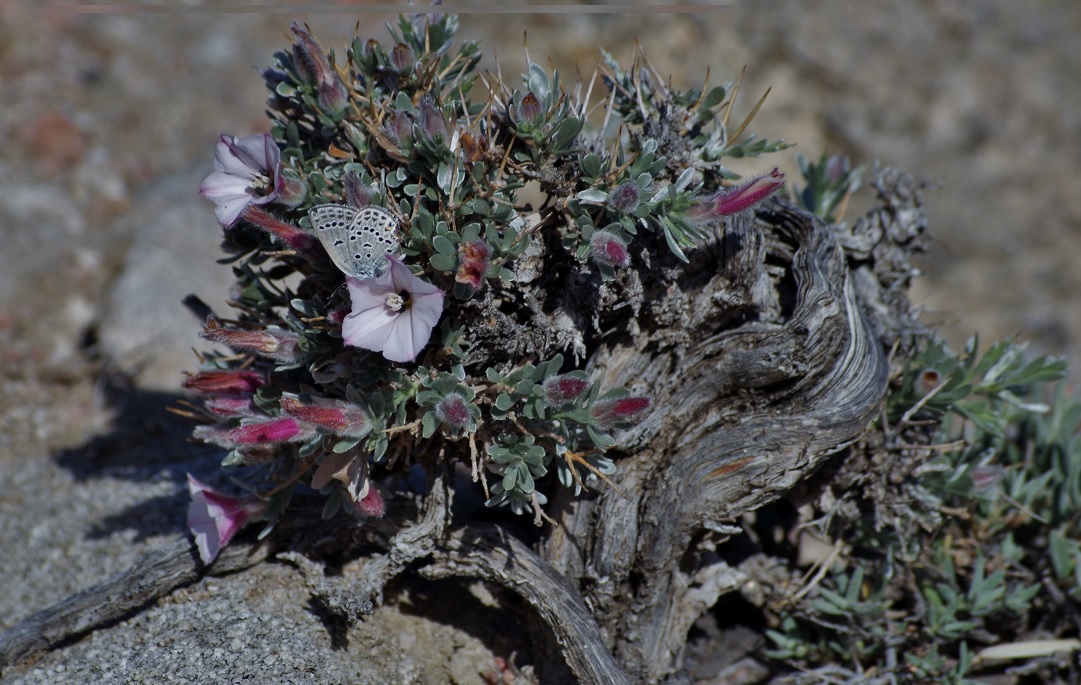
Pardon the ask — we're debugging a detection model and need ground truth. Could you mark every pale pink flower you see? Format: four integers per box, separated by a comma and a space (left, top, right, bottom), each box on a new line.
342, 256, 444, 363
199, 133, 282, 226
186, 474, 265, 564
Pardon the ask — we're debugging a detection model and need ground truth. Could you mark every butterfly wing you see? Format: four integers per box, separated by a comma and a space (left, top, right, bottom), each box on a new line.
309, 204, 400, 278
349, 206, 400, 278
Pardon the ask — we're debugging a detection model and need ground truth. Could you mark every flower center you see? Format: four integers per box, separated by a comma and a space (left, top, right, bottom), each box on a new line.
384, 291, 410, 312
250, 172, 273, 197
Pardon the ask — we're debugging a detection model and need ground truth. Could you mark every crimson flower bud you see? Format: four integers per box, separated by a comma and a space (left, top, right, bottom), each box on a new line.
229, 417, 308, 444
590, 395, 652, 427
589, 230, 630, 268
354, 488, 385, 518
686, 168, 785, 223
279, 396, 371, 439
239, 205, 313, 252
184, 370, 265, 395
435, 393, 473, 430
201, 322, 301, 364
543, 374, 590, 406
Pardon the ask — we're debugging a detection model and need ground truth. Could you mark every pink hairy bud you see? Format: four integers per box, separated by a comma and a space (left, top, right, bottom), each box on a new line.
590, 395, 652, 427
435, 393, 473, 429
686, 168, 785, 223
229, 417, 306, 444
183, 370, 264, 395
280, 396, 371, 438
543, 374, 590, 406
201, 322, 301, 364
589, 230, 630, 268
354, 488, 385, 518
204, 395, 256, 418
239, 205, 313, 252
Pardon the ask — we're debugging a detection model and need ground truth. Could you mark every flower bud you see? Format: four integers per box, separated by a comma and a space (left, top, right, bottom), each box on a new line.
239, 205, 313, 252
229, 417, 308, 444
590, 395, 652, 427
183, 370, 265, 395
607, 182, 641, 213
192, 424, 239, 448
289, 23, 348, 116
274, 171, 308, 208
543, 374, 590, 406
435, 393, 473, 430
390, 42, 416, 75
201, 322, 301, 364
686, 168, 785, 223
382, 110, 414, 148
589, 230, 630, 268
316, 79, 349, 118
417, 95, 448, 141
343, 169, 374, 208
280, 396, 371, 438
514, 92, 542, 124
354, 488, 385, 518
205, 395, 256, 418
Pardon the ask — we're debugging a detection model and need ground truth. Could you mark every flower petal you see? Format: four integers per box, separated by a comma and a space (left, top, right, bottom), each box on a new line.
342, 259, 444, 363
186, 474, 262, 565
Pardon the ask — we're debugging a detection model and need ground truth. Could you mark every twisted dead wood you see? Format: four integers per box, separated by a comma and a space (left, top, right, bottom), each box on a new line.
541, 200, 891, 681
3, 191, 913, 684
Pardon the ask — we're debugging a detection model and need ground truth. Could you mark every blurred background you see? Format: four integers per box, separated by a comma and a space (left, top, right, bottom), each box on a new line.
1, 1, 1080, 675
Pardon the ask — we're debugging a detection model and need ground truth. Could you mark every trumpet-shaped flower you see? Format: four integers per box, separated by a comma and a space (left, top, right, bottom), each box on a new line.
342, 256, 444, 363
199, 133, 282, 226
186, 474, 265, 564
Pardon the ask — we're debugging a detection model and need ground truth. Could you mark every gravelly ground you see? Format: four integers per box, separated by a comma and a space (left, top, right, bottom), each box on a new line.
2, 2, 1079, 682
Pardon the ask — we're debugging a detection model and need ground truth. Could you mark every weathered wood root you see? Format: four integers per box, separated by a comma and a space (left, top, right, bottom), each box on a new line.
0, 535, 268, 669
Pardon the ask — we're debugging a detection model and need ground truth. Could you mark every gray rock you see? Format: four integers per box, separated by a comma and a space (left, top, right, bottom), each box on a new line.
97, 171, 235, 390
